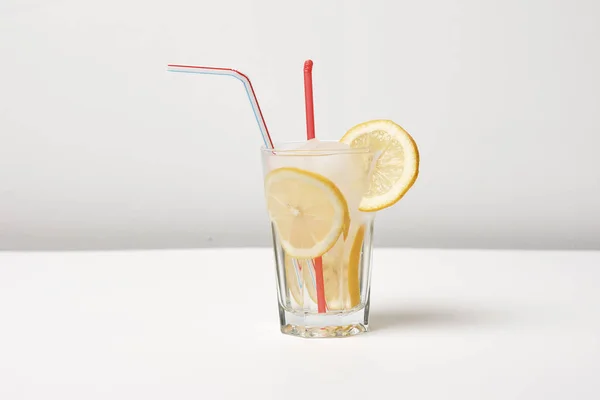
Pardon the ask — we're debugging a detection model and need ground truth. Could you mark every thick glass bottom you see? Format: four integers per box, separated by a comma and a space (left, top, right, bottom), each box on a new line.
281, 323, 368, 338
279, 304, 369, 338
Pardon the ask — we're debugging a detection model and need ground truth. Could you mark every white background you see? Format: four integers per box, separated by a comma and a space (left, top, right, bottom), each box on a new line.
1, 0, 599, 250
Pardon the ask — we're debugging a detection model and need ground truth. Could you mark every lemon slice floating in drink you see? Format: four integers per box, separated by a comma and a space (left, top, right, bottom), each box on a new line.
284, 237, 352, 310
264, 167, 349, 259
283, 255, 314, 306
341, 119, 420, 211
347, 224, 366, 308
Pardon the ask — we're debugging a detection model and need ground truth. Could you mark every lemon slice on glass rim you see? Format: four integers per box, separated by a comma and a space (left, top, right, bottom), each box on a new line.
340, 119, 420, 212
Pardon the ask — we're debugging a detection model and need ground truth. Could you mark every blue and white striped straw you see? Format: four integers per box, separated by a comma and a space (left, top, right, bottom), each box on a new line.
166, 64, 274, 149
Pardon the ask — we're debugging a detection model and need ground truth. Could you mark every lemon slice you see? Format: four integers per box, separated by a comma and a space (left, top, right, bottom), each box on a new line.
321, 237, 345, 310
284, 254, 309, 306
284, 254, 303, 306
283, 255, 320, 307
347, 224, 365, 308
265, 167, 349, 259
306, 236, 356, 311
340, 120, 419, 211
286, 232, 362, 310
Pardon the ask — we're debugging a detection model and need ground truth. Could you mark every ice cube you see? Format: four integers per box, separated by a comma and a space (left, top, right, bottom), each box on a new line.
265, 139, 373, 215
300, 140, 371, 214
296, 139, 351, 153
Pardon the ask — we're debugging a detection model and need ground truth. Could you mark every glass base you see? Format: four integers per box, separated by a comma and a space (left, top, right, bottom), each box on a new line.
281, 323, 368, 338
279, 304, 369, 338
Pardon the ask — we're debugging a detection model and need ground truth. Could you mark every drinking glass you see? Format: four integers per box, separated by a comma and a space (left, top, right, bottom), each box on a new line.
261, 142, 376, 338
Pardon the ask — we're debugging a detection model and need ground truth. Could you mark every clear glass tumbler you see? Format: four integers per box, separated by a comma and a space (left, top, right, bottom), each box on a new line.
261, 142, 376, 338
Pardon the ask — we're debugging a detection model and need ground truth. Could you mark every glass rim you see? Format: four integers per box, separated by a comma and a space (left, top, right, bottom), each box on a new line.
260, 141, 373, 155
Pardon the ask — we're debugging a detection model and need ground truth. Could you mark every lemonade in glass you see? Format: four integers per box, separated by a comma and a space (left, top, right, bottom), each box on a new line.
262, 120, 419, 338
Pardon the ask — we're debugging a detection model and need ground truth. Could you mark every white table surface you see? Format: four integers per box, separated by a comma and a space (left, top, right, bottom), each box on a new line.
1, 248, 599, 399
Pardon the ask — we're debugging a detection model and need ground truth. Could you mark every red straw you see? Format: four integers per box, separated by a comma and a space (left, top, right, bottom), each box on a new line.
304, 60, 316, 140
303, 60, 327, 313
